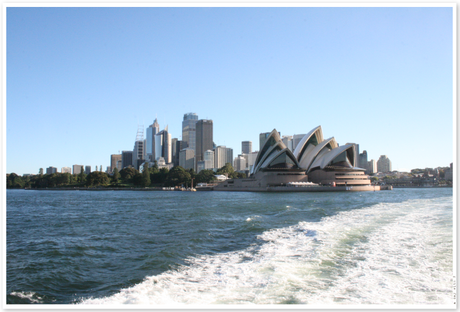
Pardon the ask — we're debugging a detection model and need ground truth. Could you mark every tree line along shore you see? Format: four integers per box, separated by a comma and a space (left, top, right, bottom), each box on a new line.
6, 163, 245, 190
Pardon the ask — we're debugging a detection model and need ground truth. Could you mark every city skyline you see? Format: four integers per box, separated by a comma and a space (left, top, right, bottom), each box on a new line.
6, 5, 454, 175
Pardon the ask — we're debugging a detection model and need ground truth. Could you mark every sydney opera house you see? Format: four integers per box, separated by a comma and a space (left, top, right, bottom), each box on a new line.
214, 126, 380, 192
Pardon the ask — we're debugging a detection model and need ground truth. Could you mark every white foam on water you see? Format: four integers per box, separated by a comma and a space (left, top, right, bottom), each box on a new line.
10, 291, 46, 303
79, 196, 454, 306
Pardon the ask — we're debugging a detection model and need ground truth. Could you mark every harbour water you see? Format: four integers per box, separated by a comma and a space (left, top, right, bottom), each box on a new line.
6, 188, 455, 307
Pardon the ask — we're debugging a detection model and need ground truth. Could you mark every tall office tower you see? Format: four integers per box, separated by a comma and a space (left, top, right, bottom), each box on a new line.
260, 131, 281, 150
182, 113, 198, 151
247, 151, 258, 172
154, 126, 172, 163
85, 166, 91, 174
110, 154, 122, 173
259, 132, 271, 150
214, 146, 233, 169
345, 143, 359, 167
234, 156, 246, 171
196, 119, 213, 165
367, 159, 377, 174
292, 134, 306, 151
204, 150, 215, 169
73, 165, 84, 174
238, 153, 249, 170
61, 167, 71, 174
179, 148, 195, 170
175, 140, 187, 167
242, 141, 252, 154
377, 155, 392, 173
46, 167, 57, 174
121, 151, 133, 169
146, 118, 160, 161
133, 140, 145, 170
282, 136, 293, 151
358, 150, 368, 170
196, 161, 206, 173
171, 138, 178, 166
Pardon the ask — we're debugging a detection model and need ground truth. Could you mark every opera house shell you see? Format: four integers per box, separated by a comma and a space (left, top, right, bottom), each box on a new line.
215, 126, 377, 191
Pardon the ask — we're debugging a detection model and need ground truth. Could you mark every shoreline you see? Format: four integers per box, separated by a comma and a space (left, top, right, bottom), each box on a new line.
11, 185, 451, 192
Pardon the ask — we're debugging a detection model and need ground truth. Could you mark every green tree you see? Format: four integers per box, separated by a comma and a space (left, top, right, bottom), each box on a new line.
7, 173, 24, 189
151, 167, 169, 185
149, 161, 159, 174
196, 169, 216, 184
78, 169, 87, 185
141, 162, 151, 187
86, 171, 110, 187
120, 167, 139, 184
216, 163, 235, 176
165, 166, 191, 187
112, 167, 120, 184
132, 172, 144, 186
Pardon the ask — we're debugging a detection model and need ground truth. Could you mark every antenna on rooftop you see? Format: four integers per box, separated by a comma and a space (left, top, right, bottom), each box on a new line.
136, 124, 144, 141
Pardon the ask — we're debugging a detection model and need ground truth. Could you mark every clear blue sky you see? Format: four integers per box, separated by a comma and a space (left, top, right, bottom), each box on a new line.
6, 5, 454, 175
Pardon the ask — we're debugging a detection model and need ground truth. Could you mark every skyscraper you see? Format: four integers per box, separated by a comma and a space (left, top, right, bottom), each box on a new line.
377, 155, 392, 173
195, 119, 213, 166
292, 134, 306, 151
204, 150, 215, 169
121, 151, 133, 169
110, 154, 122, 173
146, 118, 160, 161
73, 165, 84, 174
358, 150, 368, 170
154, 126, 172, 164
242, 141, 252, 154
182, 113, 198, 151
233, 156, 246, 171
214, 146, 233, 169
174, 140, 187, 167
46, 167, 57, 174
367, 159, 377, 174
282, 136, 293, 151
260, 131, 281, 150
179, 148, 195, 170
345, 143, 359, 167
259, 132, 271, 150
133, 140, 145, 170
171, 138, 178, 166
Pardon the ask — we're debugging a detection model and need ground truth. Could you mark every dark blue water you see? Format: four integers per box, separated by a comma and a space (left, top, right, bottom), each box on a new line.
6, 188, 454, 305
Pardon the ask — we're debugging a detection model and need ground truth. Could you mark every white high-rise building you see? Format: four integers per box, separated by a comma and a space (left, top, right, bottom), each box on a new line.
61, 167, 71, 174
234, 156, 246, 171
282, 135, 293, 151
204, 150, 215, 169
214, 146, 233, 169
247, 151, 258, 171
368, 159, 377, 174
146, 118, 160, 161
377, 155, 392, 173
154, 126, 172, 163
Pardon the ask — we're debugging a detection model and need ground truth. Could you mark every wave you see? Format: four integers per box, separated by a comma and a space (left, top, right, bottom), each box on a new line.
79, 196, 454, 306
8, 291, 50, 304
